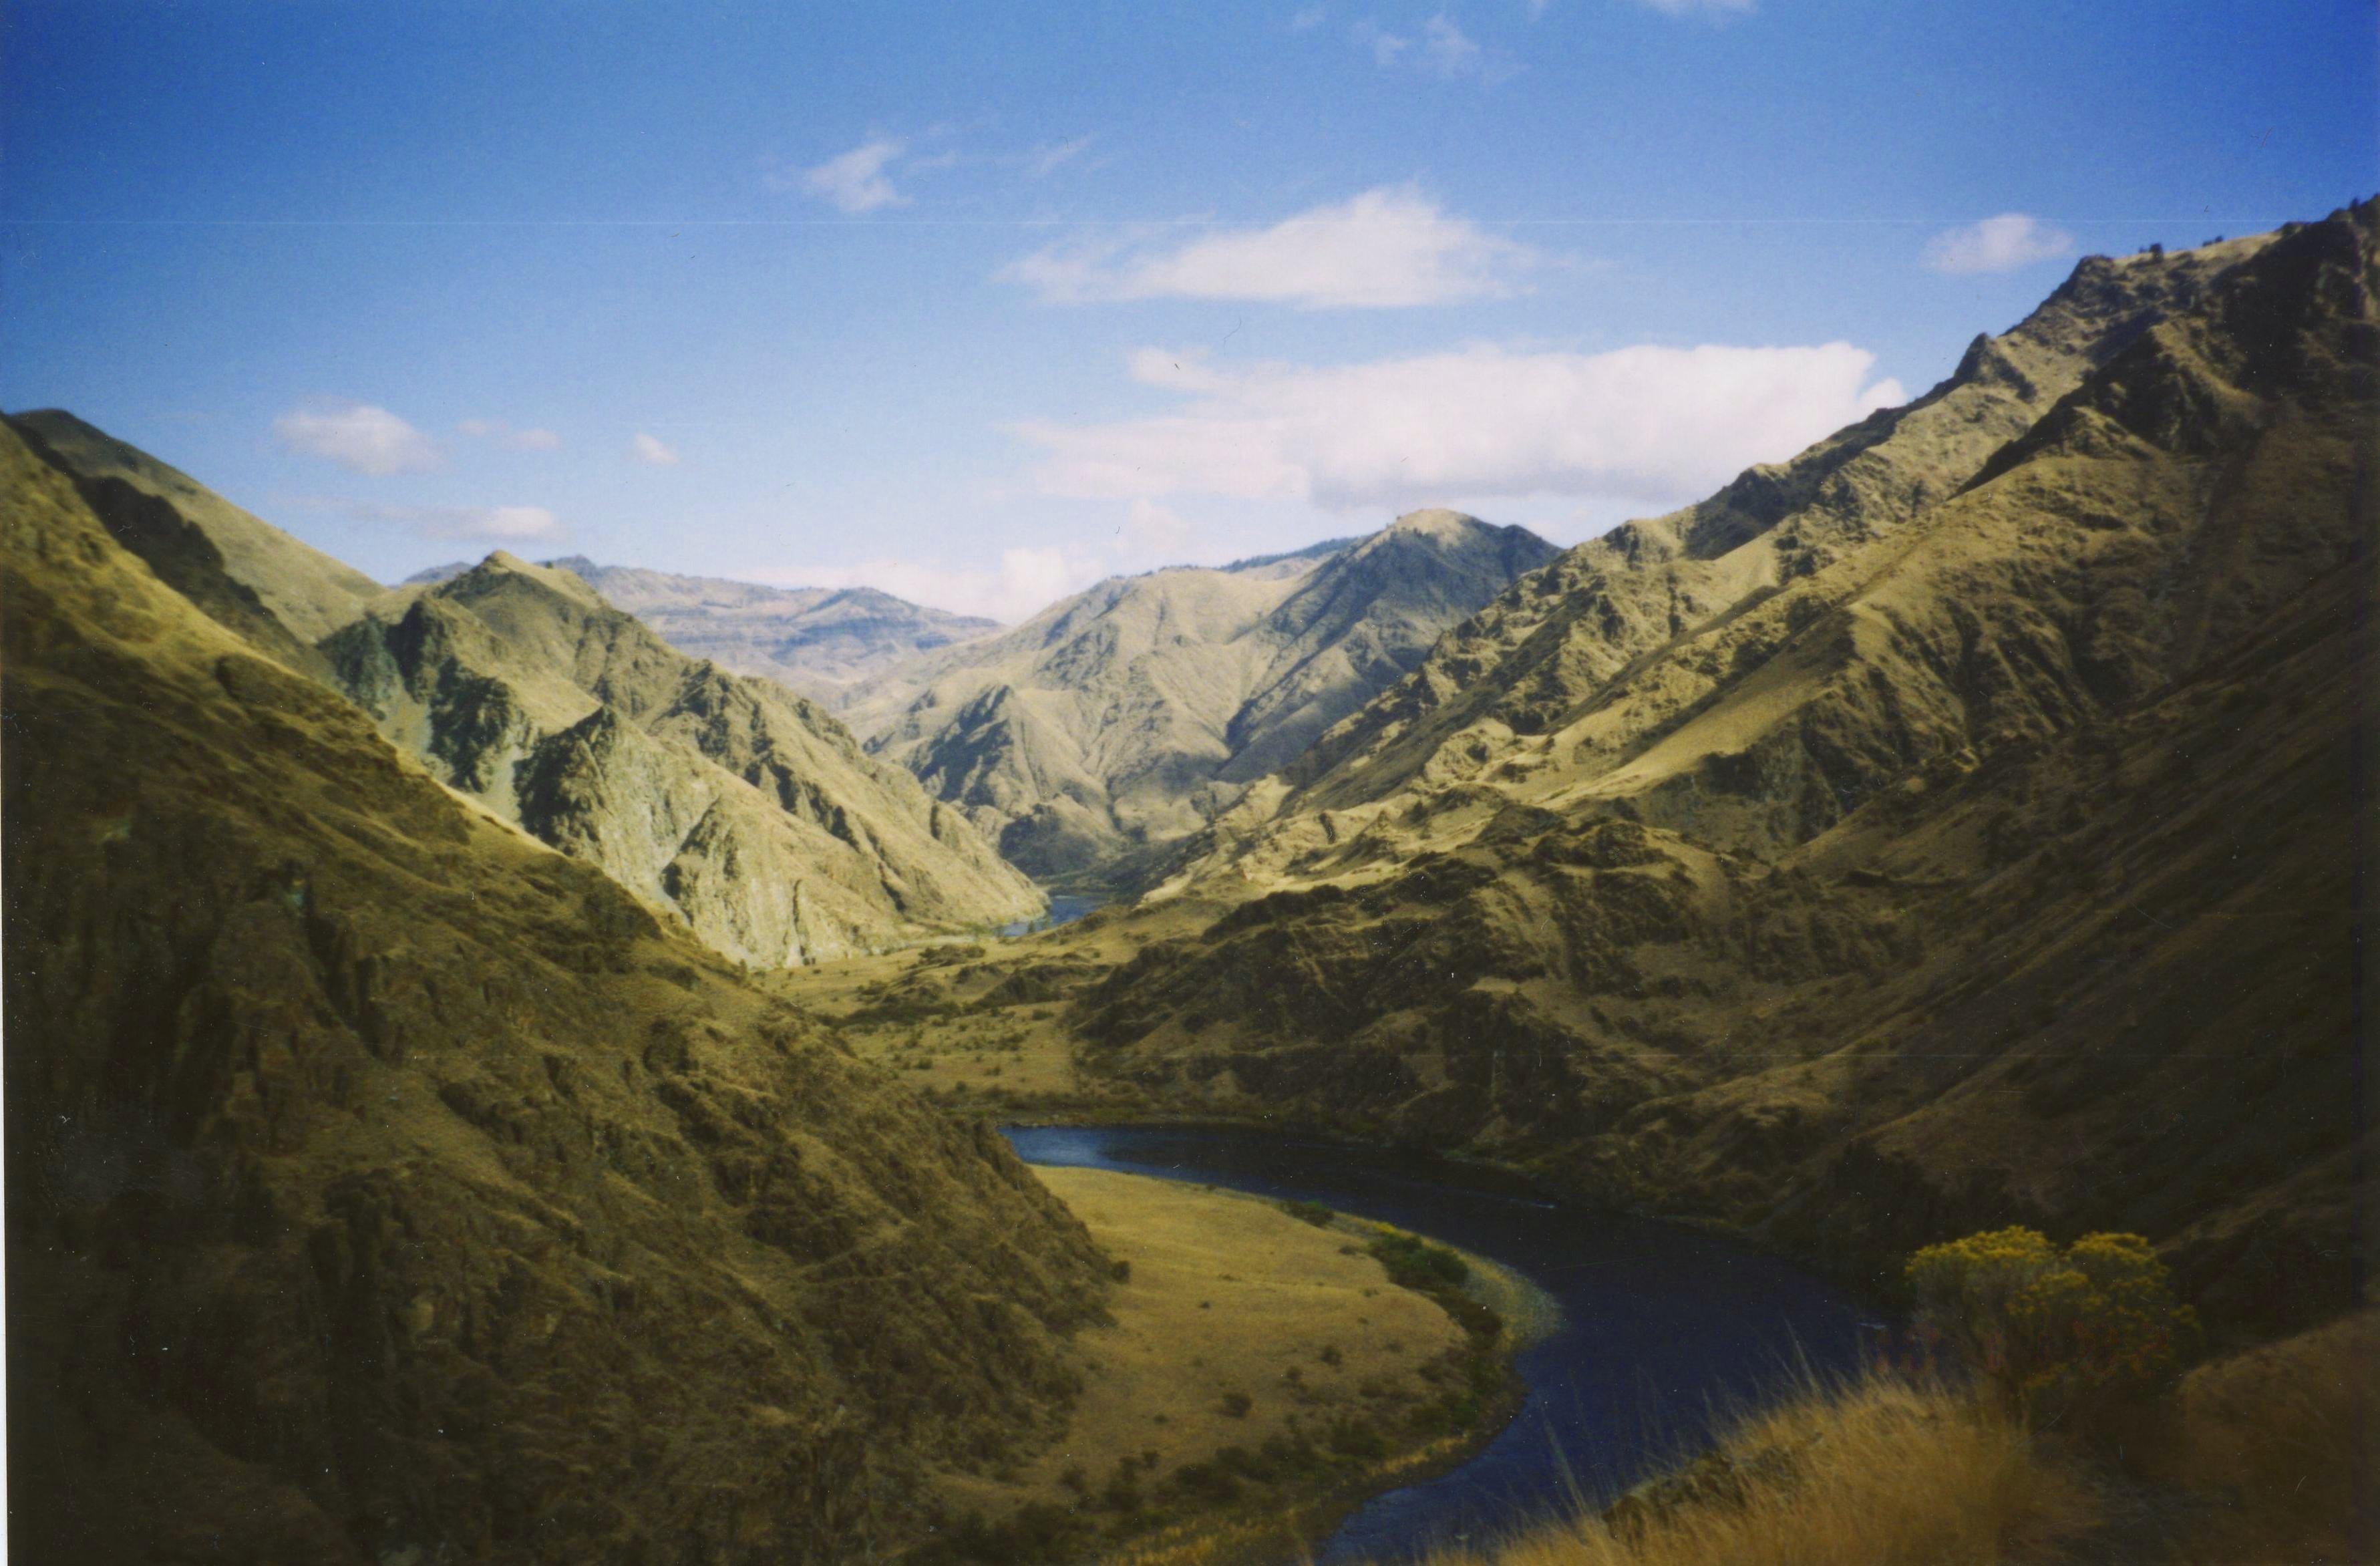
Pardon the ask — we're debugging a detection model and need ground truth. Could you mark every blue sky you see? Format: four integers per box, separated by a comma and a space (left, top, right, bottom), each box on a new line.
4, 1, 2371, 619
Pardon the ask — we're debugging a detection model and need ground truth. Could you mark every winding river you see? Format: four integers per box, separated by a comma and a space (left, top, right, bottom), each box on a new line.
1004, 1124, 1879, 1563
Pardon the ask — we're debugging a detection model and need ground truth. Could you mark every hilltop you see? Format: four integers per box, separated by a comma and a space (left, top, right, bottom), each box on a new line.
842, 510, 1558, 887
327, 553, 1043, 965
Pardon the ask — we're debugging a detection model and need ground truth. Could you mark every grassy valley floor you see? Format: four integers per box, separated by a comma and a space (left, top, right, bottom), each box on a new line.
924, 1167, 1546, 1565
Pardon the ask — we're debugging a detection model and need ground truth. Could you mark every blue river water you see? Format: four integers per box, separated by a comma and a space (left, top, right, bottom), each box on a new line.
1003, 1123, 1880, 1563
998, 894, 1108, 939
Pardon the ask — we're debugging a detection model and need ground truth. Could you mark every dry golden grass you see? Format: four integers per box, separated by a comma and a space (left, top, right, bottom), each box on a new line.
1422, 1374, 2096, 1566
937, 1168, 1472, 1523
2152, 1309, 2377, 1565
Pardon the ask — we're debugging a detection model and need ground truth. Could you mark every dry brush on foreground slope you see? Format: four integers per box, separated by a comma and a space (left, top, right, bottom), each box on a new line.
1, 418, 1114, 1564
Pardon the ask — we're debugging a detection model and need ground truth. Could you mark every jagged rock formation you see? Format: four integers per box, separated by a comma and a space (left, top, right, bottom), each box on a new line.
1043, 207, 2374, 1335
326, 556, 1043, 965
842, 513, 1559, 887
1, 419, 1114, 1563
404, 557, 999, 697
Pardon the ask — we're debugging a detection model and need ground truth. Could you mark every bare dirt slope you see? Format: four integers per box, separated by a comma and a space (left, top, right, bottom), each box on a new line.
851, 206, 2375, 1340
843, 514, 1557, 887
0, 418, 1117, 1563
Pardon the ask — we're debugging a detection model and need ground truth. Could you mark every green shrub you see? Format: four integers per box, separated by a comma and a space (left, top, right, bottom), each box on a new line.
1279, 1198, 1336, 1227
1906, 1226, 2200, 1424
1369, 1230, 1470, 1290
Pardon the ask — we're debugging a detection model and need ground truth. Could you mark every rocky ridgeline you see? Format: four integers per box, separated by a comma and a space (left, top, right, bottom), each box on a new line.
1061, 205, 2375, 1336
1, 422, 1115, 1562
321, 557, 1043, 967
841, 511, 1559, 888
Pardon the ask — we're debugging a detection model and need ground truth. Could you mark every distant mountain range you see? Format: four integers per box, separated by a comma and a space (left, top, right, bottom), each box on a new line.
403, 557, 998, 697
839, 510, 1560, 887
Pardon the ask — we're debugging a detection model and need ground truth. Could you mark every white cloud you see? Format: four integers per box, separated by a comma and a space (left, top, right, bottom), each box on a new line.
757, 546, 1106, 624
345, 501, 567, 544
1003, 185, 1540, 309
1923, 213, 2077, 275
796, 137, 908, 213
1012, 340, 1906, 514
1351, 13, 1520, 80
628, 432, 682, 467
1632, 0, 1755, 13
274, 402, 441, 475
1291, 4, 1328, 29
1116, 498, 1202, 564
1027, 135, 1098, 178
457, 418, 562, 451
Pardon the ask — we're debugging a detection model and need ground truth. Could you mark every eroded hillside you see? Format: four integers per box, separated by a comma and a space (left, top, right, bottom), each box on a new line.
325, 554, 1042, 965
844, 512, 1558, 887
1, 420, 1114, 1563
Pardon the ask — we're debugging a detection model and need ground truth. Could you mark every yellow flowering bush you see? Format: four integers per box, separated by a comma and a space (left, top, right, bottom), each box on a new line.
1906, 1227, 2200, 1424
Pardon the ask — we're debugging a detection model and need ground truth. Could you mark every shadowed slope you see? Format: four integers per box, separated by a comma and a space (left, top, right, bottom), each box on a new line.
1, 420, 1112, 1563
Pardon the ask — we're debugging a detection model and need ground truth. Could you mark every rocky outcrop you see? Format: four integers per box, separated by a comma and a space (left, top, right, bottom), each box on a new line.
842, 513, 1558, 887
1, 420, 1114, 1563
1053, 206, 2375, 1336
325, 555, 1043, 965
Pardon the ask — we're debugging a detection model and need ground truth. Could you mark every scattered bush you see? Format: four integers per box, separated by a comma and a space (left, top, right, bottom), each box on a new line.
1906, 1227, 2199, 1424
1220, 1390, 1253, 1418
1279, 1198, 1336, 1227
1370, 1230, 1470, 1290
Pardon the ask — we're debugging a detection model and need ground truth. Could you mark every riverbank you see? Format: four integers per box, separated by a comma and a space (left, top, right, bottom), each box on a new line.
921, 1168, 1538, 1565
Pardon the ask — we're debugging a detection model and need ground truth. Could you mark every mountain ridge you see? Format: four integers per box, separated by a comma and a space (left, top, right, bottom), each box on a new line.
842, 510, 1560, 887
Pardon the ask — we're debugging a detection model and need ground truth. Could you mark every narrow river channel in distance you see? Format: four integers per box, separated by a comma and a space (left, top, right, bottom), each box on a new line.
1005, 1124, 1880, 1563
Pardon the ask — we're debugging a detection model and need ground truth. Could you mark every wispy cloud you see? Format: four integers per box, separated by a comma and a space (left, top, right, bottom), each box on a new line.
1291, 5, 1329, 30
1351, 13, 1520, 82
627, 432, 682, 467
274, 401, 441, 475
791, 136, 908, 213
1011, 340, 1906, 514
343, 500, 567, 544
1003, 185, 1540, 309
1026, 134, 1099, 178
1922, 213, 2077, 275
457, 418, 562, 451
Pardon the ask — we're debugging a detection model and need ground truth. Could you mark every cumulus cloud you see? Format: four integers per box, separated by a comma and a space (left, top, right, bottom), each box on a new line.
346, 500, 567, 544
1003, 185, 1539, 309
1351, 14, 1520, 80
457, 418, 562, 451
1012, 340, 1906, 514
275, 402, 441, 475
796, 137, 908, 213
1923, 213, 2077, 275
628, 432, 682, 467
758, 546, 1106, 625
